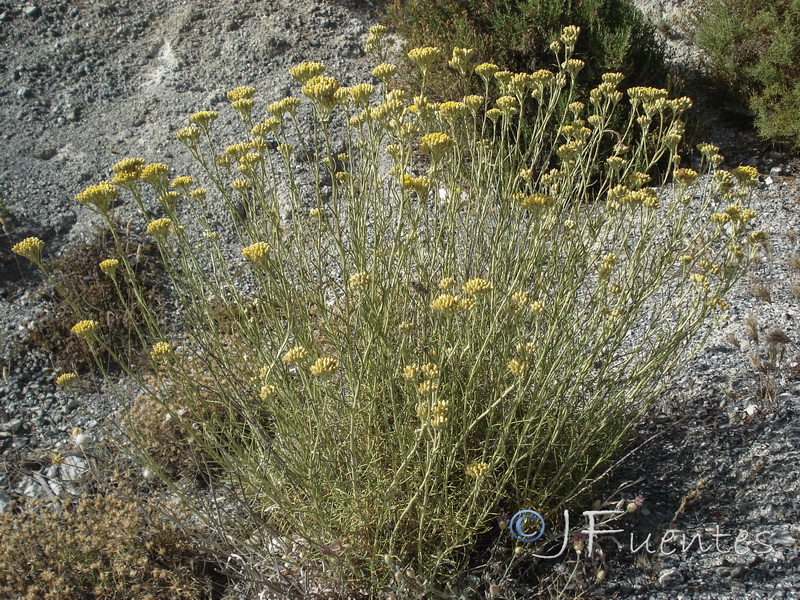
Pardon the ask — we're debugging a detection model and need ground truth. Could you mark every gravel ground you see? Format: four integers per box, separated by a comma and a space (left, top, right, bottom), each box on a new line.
0, 0, 798, 598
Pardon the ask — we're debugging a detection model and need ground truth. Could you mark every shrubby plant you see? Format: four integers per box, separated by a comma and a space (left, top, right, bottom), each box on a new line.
694, 0, 800, 148
385, 0, 666, 99
13, 25, 762, 595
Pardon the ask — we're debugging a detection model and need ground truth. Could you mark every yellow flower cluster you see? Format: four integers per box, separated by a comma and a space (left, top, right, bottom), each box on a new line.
507, 357, 529, 376
448, 46, 475, 75
561, 25, 581, 45
465, 461, 490, 479
420, 132, 454, 161
438, 277, 456, 290
150, 341, 173, 361
11, 236, 45, 263
171, 176, 193, 192
189, 110, 218, 128
402, 174, 430, 198
407, 46, 442, 69
310, 356, 339, 378
462, 278, 492, 296
690, 273, 709, 291
268, 97, 301, 118
430, 293, 461, 314
348, 271, 372, 291
259, 384, 277, 400
301, 75, 341, 110
99, 258, 119, 278
507, 290, 528, 314
428, 400, 449, 427
231, 98, 254, 116
158, 191, 181, 211
438, 101, 469, 121
673, 168, 698, 187
55, 372, 78, 388
176, 126, 202, 145
75, 181, 118, 214
141, 163, 170, 188
732, 166, 758, 186
111, 157, 146, 183
290, 61, 326, 83
518, 193, 554, 211
282, 345, 308, 365
71, 319, 99, 339
372, 62, 397, 83
146, 218, 172, 238
598, 253, 617, 279
474, 62, 499, 80
227, 86, 256, 102
242, 242, 271, 267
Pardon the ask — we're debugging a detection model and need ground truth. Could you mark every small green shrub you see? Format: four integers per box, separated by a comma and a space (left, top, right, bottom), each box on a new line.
13, 26, 762, 595
694, 0, 800, 148
385, 0, 666, 99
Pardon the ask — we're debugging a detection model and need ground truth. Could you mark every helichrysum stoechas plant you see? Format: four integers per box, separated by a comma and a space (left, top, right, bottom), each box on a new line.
49, 25, 761, 596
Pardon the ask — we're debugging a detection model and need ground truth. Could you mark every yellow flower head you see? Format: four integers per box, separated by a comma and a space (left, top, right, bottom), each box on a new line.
464, 94, 484, 112
157, 191, 181, 211
140, 163, 170, 188
430, 293, 461, 314
75, 181, 118, 214
11, 237, 45, 264
462, 278, 493, 296
171, 176, 193, 192
310, 356, 339, 378
562, 59, 585, 77
429, 399, 449, 427
465, 461, 490, 479
55, 372, 78, 388
231, 179, 250, 193
252, 118, 281, 137
289, 61, 326, 83
420, 362, 440, 380
519, 193, 554, 211
282, 345, 308, 365
227, 86, 256, 102
242, 242, 271, 267
71, 319, 99, 340
438, 101, 469, 121
732, 165, 758, 187
348, 83, 375, 106
402, 363, 420, 380
259, 384, 277, 400
150, 341, 172, 361
268, 97, 301, 118
402, 174, 430, 199
189, 110, 218, 128
407, 46, 442, 69
673, 168, 698, 187
301, 75, 341, 110
420, 132, 454, 162
448, 46, 475, 74
598, 253, 617, 279
561, 25, 581, 45
111, 158, 146, 180
438, 277, 457, 290
508, 358, 529, 376
99, 258, 119, 278
474, 62, 499, 80
348, 271, 372, 291
190, 188, 208, 203
146, 218, 172, 238
176, 126, 202, 144
231, 98, 255, 116
372, 62, 397, 83
417, 379, 439, 395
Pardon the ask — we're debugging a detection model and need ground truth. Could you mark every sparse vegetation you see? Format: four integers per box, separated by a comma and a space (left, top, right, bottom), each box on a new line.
0, 474, 219, 600
694, 0, 800, 148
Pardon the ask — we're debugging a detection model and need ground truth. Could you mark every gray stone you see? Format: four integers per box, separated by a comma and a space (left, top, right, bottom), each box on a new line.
23, 6, 41, 19
0, 490, 10, 513
658, 568, 684, 589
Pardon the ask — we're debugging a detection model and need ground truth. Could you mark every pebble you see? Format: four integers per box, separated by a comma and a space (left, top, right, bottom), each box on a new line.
23, 6, 41, 19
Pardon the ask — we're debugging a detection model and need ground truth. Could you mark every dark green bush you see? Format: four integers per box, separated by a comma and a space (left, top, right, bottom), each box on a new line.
385, 0, 667, 98
694, 0, 800, 148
